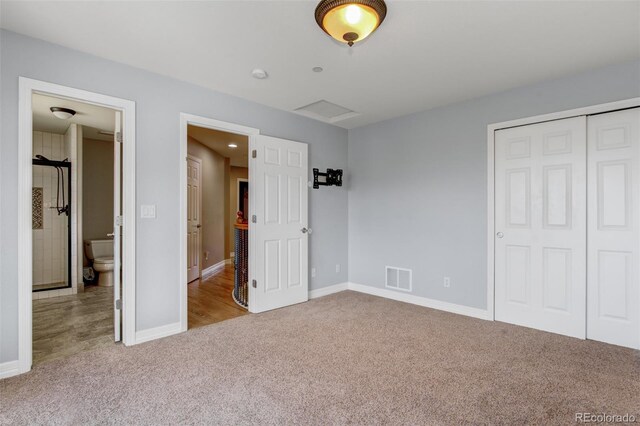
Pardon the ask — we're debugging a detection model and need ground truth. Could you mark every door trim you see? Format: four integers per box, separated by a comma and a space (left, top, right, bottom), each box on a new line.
17, 77, 137, 375
186, 154, 203, 281
179, 113, 259, 332
487, 97, 640, 323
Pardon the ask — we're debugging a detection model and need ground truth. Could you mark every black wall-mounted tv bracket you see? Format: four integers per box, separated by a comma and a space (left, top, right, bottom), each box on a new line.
313, 168, 343, 189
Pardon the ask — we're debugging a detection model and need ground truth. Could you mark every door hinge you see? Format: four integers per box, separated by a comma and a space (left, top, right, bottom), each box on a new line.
252, 279, 257, 288
115, 216, 123, 226
115, 299, 122, 310
251, 215, 257, 223
252, 149, 257, 159
116, 132, 123, 143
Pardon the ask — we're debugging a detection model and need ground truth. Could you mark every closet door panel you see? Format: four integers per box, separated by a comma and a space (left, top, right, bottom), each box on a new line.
495, 116, 587, 339
587, 108, 640, 349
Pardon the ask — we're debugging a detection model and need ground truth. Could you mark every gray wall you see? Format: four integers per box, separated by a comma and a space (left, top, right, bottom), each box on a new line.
348, 60, 640, 310
0, 30, 349, 363
82, 138, 114, 241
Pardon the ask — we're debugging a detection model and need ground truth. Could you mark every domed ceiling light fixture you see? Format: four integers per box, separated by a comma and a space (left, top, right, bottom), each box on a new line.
50, 106, 76, 120
315, 0, 387, 46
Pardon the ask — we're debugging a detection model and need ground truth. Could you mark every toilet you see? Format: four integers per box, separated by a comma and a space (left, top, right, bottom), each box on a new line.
84, 239, 115, 287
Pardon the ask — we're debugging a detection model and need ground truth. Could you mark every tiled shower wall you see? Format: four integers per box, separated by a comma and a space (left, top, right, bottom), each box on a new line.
32, 131, 68, 288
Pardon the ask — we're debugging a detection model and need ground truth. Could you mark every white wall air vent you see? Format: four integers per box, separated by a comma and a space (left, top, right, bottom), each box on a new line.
294, 100, 359, 124
385, 266, 412, 292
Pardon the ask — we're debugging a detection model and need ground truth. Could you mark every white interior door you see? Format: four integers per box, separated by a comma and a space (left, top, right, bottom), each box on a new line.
495, 116, 587, 338
587, 108, 640, 349
252, 135, 308, 313
113, 111, 122, 342
186, 156, 202, 283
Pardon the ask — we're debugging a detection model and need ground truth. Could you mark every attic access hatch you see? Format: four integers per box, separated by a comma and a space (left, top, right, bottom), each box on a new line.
294, 99, 359, 124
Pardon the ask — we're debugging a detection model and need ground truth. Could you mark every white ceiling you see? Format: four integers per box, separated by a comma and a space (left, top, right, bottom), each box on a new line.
32, 93, 116, 140
4, 1, 639, 129
188, 125, 249, 167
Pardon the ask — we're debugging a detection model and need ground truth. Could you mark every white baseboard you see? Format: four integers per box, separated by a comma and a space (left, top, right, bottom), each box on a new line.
134, 321, 182, 345
0, 360, 20, 379
308, 281, 490, 320
309, 282, 348, 299
201, 259, 230, 280
347, 282, 492, 320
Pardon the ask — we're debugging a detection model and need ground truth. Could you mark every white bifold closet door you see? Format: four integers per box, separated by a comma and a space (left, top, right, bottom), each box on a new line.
587, 108, 639, 349
495, 116, 587, 339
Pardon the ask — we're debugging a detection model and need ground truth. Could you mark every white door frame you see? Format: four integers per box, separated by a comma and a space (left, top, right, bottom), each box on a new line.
487, 97, 640, 324
17, 77, 137, 375
179, 113, 259, 332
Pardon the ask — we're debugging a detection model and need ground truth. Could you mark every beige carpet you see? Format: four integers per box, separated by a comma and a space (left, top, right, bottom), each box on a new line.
1, 291, 638, 425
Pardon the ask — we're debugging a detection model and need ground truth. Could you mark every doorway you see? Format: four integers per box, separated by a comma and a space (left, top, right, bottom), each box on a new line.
31, 93, 122, 364
179, 114, 311, 333
17, 78, 136, 374
185, 125, 250, 328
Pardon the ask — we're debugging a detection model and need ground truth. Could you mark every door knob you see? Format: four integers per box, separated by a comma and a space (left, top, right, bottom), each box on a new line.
496, 232, 504, 239
196, 224, 202, 228
301, 227, 312, 234
107, 232, 115, 237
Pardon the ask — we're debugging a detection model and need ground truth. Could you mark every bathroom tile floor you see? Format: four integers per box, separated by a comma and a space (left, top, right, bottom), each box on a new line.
33, 285, 114, 365
188, 263, 248, 329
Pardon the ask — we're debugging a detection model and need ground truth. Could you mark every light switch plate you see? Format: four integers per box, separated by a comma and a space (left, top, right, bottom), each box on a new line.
141, 204, 156, 219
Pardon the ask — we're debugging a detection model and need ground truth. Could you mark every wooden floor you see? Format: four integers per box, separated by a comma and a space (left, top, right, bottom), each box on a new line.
188, 263, 247, 329
33, 285, 114, 365
31, 264, 245, 365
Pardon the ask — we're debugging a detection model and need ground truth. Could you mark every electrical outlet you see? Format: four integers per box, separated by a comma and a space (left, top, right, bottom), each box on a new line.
336, 264, 341, 273
311, 268, 316, 278
444, 277, 451, 288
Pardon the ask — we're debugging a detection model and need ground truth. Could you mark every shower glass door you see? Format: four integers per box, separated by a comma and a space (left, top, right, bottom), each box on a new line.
32, 159, 72, 292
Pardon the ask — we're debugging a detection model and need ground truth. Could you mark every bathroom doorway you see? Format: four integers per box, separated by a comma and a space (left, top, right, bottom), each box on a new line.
184, 123, 250, 329
30, 93, 117, 364
17, 78, 136, 374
